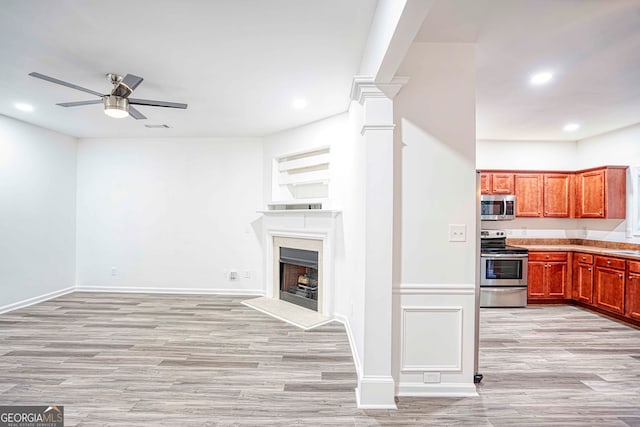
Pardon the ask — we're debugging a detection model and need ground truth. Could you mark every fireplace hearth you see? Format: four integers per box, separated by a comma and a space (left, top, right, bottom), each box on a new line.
279, 247, 319, 311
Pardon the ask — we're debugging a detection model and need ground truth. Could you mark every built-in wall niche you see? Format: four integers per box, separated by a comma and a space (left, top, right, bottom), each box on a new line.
271, 146, 330, 203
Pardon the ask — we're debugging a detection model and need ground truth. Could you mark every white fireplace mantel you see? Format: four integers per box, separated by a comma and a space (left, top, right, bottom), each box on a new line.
258, 209, 341, 217
259, 209, 340, 317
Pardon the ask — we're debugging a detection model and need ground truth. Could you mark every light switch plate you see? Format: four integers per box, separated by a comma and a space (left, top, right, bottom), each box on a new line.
448, 224, 466, 242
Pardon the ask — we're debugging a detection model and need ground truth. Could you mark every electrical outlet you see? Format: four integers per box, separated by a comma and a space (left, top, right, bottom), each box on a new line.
243, 270, 251, 279
448, 224, 466, 242
423, 372, 441, 383
111, 267, 117, 277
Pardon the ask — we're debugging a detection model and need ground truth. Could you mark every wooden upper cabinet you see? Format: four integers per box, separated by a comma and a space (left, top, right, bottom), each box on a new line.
482, 166, 625, 219
515, 173, 543, 217
576, 166, 626, 219
480, 172, 514, 195
544, 173, 573, 217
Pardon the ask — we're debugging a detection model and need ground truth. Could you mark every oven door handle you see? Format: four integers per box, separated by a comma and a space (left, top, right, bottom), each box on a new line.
481, 253, 529, 258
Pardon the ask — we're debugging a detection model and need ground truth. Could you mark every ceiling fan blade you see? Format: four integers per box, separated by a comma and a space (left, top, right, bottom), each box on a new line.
112, 74, 144, 98
29, 72, 104, 97
129, 98, 188, 109
128, 106, 147, 120
56, 99, 103, 107
121, 74, 143, 91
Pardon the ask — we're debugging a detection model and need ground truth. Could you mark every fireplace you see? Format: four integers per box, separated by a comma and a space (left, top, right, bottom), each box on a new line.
270, 235, 325, 313
279, 247, 319, 311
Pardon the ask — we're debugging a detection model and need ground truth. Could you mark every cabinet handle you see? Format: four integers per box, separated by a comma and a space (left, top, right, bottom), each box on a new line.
588, 268, 592, 271
582, 257, 586, 260
607, 261, 611, 265
630, 276, 634, 280
619, 274, 623, 278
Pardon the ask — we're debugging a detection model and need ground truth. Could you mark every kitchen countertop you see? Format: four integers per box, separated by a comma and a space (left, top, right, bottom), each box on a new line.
510, 244, 640, 261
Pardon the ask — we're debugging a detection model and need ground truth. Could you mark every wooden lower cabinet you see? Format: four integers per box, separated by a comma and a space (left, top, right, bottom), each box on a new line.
626, 260, 640, 321
594, 256, 625, 315
526, 250, 640, 326
573, 253, 594, 303
528, 252, 569, 300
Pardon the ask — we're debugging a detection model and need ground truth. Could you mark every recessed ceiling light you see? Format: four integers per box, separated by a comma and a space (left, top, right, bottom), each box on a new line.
563, 123, 580, 132
530, 72, 553, 85
292, 98, 307, 109
15, 103, 34, 112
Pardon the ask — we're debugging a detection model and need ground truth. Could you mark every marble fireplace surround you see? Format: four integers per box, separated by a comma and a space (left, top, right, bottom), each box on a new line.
261, 210, 339, 318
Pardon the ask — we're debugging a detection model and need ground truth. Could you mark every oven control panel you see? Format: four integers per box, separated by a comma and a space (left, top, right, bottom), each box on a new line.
480, 229, 506, 238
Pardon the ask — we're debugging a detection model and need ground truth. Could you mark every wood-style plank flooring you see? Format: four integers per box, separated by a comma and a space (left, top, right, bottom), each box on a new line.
1, 293, 640, 426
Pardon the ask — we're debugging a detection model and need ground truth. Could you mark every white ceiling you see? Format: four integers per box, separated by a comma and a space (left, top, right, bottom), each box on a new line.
417, 0, 640, 141
0, 0, 376, 138
2, 0, 639, 142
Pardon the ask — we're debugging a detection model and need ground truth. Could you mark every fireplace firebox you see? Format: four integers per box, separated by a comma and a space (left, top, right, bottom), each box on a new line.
279, 247, 319, 311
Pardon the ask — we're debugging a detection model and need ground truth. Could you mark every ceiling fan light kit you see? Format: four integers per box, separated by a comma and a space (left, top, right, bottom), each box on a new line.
28, 72, 187, 120
103, 95, 129, 118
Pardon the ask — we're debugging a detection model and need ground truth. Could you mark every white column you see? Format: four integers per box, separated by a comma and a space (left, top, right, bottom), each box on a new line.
350, 76, 406, 408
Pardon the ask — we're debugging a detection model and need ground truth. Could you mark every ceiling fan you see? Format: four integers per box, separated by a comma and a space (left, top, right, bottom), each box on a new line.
28, 72, 187, 120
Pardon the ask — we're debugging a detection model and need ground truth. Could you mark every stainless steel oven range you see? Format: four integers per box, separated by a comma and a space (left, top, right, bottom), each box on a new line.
480, 229, 528, 308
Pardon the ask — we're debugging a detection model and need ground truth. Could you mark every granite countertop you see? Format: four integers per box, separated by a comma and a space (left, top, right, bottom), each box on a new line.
509, 244, 640, 261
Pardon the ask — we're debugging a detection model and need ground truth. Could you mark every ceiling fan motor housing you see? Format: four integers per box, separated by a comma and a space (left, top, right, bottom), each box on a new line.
104, 95, 129, 118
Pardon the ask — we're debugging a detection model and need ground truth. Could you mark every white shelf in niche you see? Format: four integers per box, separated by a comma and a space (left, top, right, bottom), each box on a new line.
273, 146, 330, 201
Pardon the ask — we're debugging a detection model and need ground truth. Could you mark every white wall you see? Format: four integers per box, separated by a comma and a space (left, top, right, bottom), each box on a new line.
477, 140, 578, 170
0, 115, 77, 311
576, 123, 640, 169
76, 137, 263, 294
392, 42, 477, 396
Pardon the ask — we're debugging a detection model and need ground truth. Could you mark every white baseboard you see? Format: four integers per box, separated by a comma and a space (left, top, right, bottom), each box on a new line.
75, 286, 264, 296
333, 313, 362, 381
356, 376, 397, 409
0, 286, 75, 314
397, 382, 478, 397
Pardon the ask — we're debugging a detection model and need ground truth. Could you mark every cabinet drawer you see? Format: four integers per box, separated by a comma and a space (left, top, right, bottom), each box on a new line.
628, 260, 640, 274
573, 253, 593, 264
529, 252, 568, 262
595, 256, 625, 270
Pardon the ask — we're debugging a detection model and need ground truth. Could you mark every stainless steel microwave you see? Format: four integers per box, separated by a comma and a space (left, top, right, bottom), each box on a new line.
480, 195, 516, 220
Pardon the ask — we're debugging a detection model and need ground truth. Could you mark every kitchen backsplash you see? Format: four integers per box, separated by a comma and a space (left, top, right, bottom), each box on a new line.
481, 217, 639, 244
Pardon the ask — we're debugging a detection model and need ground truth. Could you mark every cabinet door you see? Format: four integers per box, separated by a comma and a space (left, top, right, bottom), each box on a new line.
480, 173, 491, 195
544, 174, 572, 217
575, 262, 594, 303
577, 169, 605, 218
594, 266, 625, 314
480, 173, 514, 194
626, 271, 640, 320
515, 174, 543, 217
528, 261, 546, 298
547, 262, 568, 297
491, 173, 514, 194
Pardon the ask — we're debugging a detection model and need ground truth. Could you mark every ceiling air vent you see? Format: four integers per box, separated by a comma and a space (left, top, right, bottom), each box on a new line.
144, 124, 170, 128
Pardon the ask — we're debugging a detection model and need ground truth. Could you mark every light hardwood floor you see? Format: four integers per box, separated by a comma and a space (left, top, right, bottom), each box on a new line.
1, 293, 640, 426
